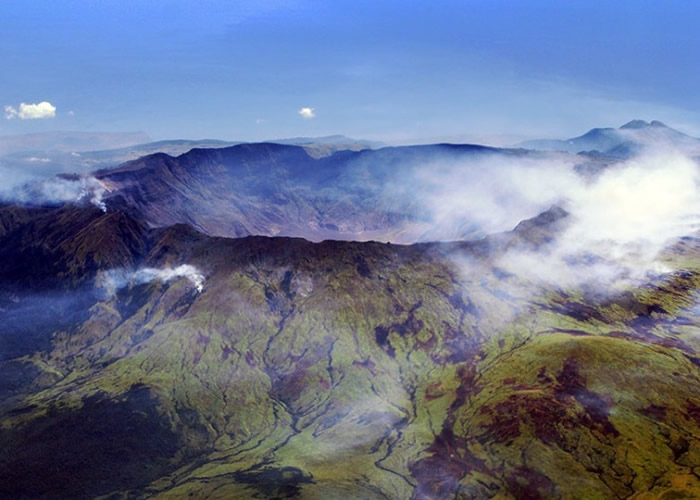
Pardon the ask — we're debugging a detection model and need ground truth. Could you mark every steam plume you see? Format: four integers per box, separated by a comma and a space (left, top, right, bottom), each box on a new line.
0, 175, 110, 211
98, 265, 205, 296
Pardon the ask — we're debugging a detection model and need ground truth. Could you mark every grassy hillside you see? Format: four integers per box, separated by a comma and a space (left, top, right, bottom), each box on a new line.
0, 205, 698, 499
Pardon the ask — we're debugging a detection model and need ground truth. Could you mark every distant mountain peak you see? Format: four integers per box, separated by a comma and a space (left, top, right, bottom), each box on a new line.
620, 119, 649, 129
516, 119, 698, 157
619, 119, 668, 130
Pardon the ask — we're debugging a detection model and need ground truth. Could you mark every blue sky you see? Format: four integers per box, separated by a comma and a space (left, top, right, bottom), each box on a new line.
2, 0, 700, 144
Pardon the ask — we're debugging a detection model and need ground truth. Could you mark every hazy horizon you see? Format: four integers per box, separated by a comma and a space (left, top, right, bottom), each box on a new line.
4, 1, 700, 144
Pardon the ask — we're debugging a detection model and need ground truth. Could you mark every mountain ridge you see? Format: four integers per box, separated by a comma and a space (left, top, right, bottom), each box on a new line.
0, 130, 152, 156
518, 120, 700, 156
93, 141, 587, 244
0, 133, 380, 182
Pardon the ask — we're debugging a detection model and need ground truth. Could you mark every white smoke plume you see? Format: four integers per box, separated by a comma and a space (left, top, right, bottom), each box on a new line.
0, 175, 110, 211
98, 265, 205, 296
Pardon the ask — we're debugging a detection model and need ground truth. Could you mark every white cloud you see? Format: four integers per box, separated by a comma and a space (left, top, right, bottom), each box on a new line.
410, 148, 700, 291
401, 153, 581, 239
298, 107, 315, 119
5, 101, 57, 120
527, 151, 700, 287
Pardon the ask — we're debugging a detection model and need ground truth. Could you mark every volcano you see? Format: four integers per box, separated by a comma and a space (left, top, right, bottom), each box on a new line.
1, 128, 699, 499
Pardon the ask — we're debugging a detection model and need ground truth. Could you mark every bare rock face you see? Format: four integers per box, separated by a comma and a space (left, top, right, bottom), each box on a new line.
96, 142, 565, 244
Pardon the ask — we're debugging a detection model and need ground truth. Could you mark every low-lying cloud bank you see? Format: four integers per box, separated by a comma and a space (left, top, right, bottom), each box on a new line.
403, 152, 582, 240
97, 265, 205, 296
540, 152, 700, 286
418, 149, 700, 290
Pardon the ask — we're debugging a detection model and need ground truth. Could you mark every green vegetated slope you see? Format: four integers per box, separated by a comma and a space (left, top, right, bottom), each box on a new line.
0, 204, 698, 499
